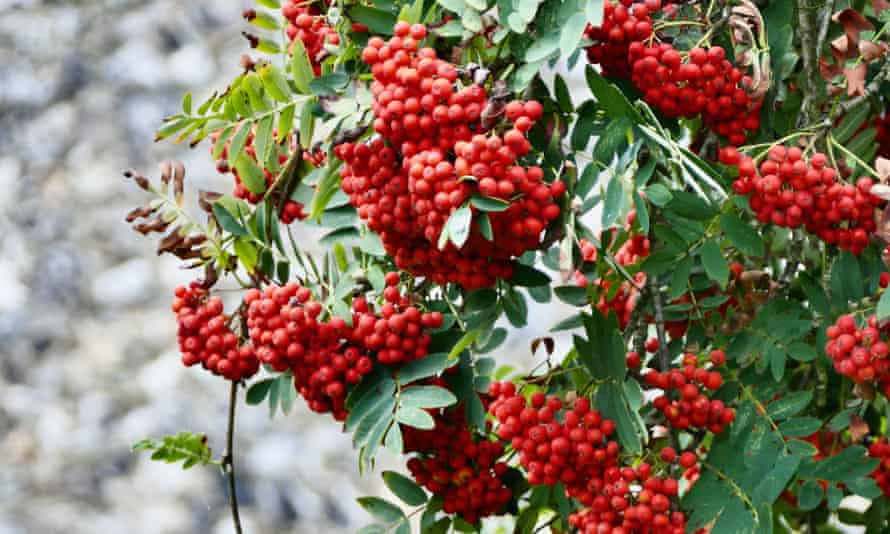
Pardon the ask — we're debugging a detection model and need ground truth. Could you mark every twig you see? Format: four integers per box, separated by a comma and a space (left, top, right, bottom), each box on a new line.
797, 0, 822, 128
222, 382, 244, 534
815, 0, 835, 56
649, 277, 678, 451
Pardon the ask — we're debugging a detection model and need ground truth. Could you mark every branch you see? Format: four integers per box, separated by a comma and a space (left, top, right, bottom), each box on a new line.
649, 277, 678, 451
222, 382, 244, 534
797, 0, 823, 128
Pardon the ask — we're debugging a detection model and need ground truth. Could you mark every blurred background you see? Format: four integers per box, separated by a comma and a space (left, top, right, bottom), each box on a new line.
0, 1, 571, 532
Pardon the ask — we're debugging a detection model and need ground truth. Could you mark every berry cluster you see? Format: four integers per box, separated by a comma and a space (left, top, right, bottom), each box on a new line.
585, 0, 661, 78
350, 272, 441, 365
488, 382, 623, 506
335, 23, 564, 289
403, 388, 512, 524
868, 437, 890, 497
173, 283, 259, 381
629, 44, 761, 146
645, 350, 735, 433
281, 0, 339, 74
567, 462, 689, 534
244, 283, 372, 420
244, 276, 440, 419
825, 314, 890, 396
726, 146, 882, 255
210, 129, 308, 224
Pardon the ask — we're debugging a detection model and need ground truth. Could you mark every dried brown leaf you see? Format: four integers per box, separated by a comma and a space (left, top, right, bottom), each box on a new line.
859, 40, 888, 62
845, 63, 868, 96
832, 8, 874, 48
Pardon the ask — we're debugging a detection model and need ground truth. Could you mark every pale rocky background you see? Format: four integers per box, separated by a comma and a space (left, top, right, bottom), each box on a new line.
0, 1, 576, 533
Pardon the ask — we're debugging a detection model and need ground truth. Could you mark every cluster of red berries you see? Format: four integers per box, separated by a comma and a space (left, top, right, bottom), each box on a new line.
172, 284, 259, 381
629, 44, 761, 146
210, 129, 308, 224
825, 314, 890, 396
585, 0, 661, 78
350, 272, 441, 365
868, 437, 890, 497
335, 23, 563, 289
488, 382, 624, 506
281, 0, 339, 74
244, 283, 372, 420
567, 462, 689, 534
725, 145, 882, 255
403, 388, 512, 524
243, 275, 440, 419
645, 350, 735, 433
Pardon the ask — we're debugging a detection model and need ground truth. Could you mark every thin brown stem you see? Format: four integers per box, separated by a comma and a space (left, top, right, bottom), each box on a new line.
222, 382, 243, 534
797, 0, 822, 128
649, 277, 678, 451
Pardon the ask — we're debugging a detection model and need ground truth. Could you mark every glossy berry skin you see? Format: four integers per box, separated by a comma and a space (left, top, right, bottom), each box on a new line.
825, 313, 890, 395
173, 283, 259, 381
585, 0, 661, 78
335, 24, 564, 290
403, 381, 512, 524
730, 147, 883, 255
629, 43, 761, 146
244, 277, 441, 420
645, 352, 734, 434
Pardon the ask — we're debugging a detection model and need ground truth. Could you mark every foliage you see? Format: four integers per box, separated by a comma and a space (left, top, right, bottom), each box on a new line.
126, 0, 890, 533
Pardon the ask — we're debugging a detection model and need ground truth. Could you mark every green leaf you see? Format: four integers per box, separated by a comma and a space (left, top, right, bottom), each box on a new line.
357, 497, 405, 523
400, 385, 458, 409
576, 163, 600, 198
299, 101, 315, 149
470, 194, 510, 212
227, 121, 253, 168
253, 115, 274, 168
383, 471, 427, 506
181, 92, 192, 114
259, 64, 292, 102
585, 0, 604, 25
525, 32, 560, 62
595, 381, 641, 453
441, 206, 472, 249
212, 199, 249, 237
510, 264, 551, 287
555, 285, 589, 306
700, 238, 729, 289
632, 191, 649, 233
721, 213, 765, 257
398, 353, 451, 383
396, 406, 436, 429
310, 72, 350, 96
234, 238, 259, 272
777, 417, 822, 438
767, 391, 812, 421
133, 431, 213, 470
559, 14, 587, 58
643, 183, 672, 206
878, 287, 890, 320
477, 212, 493, 241
461, 8, 483, 31
384, 423, 403, 455
601, 177, 624, 228
585, 66, 636, 120
448, 329, 481, 359
835, 102, 872, 144
289, 39, 314, 94
798, 480, 824, 511
234, 152, 267, 194
277, 103, 295, 143
246, 379, 275, 405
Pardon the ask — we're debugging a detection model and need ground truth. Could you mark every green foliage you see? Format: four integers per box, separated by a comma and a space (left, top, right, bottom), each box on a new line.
132, 432, 216, 469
